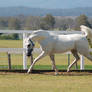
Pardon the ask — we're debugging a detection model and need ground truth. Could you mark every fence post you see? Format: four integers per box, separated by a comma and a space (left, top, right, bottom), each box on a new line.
80, 55, 84, 70
23, 33, 27, 69
8, 53, 11, 70
68, 54, 70, 66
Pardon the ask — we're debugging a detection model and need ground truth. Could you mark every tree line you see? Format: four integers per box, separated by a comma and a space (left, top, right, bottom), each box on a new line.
0, 14, 92, 40
0, 14, 92, 30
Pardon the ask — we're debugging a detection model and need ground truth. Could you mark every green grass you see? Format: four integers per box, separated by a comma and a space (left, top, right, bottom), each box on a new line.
0, 40, 40, 48
0, 65, 92, 70
0, 53, 92, 70
0, 40, 23, 48
0, 65, 68, 70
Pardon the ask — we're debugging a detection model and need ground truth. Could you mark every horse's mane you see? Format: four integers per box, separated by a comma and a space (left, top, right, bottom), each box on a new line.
32, 29, 44, 33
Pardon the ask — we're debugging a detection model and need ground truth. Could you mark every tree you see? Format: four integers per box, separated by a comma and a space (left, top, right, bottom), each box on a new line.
75, 15, 92, 47
0, 17, 8, 29
8, 17, 21, 30
75, 14, 91, 30
40, 14, 55, 30
25, 16, 41, 30
8, 17, 20, 40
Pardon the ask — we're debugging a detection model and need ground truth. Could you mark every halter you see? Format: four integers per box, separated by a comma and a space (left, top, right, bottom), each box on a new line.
30, 39, 35, 48
26, 39, 35, 56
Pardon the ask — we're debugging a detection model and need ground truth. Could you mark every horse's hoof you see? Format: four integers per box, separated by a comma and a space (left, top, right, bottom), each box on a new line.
27, 71, 32, 74
27, 70, 32, 74
55, 72, 58, 75
67, 69, 70, 72
27, 72, 30, 74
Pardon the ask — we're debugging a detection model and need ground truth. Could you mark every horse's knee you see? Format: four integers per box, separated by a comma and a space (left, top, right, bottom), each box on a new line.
76, 56, 80, 61
73, 53, 80, 61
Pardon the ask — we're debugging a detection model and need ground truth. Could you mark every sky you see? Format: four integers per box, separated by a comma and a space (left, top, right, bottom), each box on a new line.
0, 0, 92, 9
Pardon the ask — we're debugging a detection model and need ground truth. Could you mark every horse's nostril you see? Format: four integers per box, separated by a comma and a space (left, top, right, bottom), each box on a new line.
27, 52, 31, 56
27, 54, 31, 57
27, 44, 30, 47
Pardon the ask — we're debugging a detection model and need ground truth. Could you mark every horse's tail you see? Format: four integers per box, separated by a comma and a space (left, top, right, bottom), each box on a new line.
80, 25, 92, 43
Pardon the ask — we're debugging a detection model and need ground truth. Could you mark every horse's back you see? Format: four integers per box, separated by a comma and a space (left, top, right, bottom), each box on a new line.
34, 31, 88, 54
52, 34, 88, 53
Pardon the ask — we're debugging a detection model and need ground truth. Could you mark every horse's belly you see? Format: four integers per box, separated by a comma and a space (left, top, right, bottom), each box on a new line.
53, 42, 75, 53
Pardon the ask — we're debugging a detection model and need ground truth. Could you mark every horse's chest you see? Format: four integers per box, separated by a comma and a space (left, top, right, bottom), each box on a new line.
39, 39, 55, 51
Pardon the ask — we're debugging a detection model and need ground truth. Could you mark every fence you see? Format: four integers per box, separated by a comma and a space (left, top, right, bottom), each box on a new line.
0, 30, 85, 70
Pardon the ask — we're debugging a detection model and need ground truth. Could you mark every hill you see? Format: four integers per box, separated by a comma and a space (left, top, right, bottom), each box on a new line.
0, 7, 92, 16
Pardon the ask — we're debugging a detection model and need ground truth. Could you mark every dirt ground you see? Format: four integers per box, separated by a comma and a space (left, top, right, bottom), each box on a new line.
0, 69, 92, 76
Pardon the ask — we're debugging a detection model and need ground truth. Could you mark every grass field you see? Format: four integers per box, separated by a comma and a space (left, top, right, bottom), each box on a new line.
0, 40, 92, 70
0, 40, 92, 92
0, 73, 92, 92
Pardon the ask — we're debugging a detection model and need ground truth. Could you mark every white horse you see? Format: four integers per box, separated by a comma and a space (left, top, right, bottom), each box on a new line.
25, 25, 92, 75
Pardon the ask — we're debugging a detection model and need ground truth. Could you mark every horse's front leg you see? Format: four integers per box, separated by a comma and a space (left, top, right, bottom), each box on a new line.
50, 54, 58, 75
30, 54, 33, 65
27, 51, 46, 73
30, 54, 34, 70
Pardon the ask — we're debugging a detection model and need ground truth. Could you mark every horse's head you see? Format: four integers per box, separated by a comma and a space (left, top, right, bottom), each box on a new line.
24, 38, 35, 57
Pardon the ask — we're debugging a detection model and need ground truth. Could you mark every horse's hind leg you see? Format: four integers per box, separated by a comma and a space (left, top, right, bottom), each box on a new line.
83, 53, 92, 61
67, 50, 80, 72
49, 54, 58, 75
79, 48, 92, 61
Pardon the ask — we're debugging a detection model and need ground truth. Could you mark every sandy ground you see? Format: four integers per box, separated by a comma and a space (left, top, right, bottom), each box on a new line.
0, 69, 92, 76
